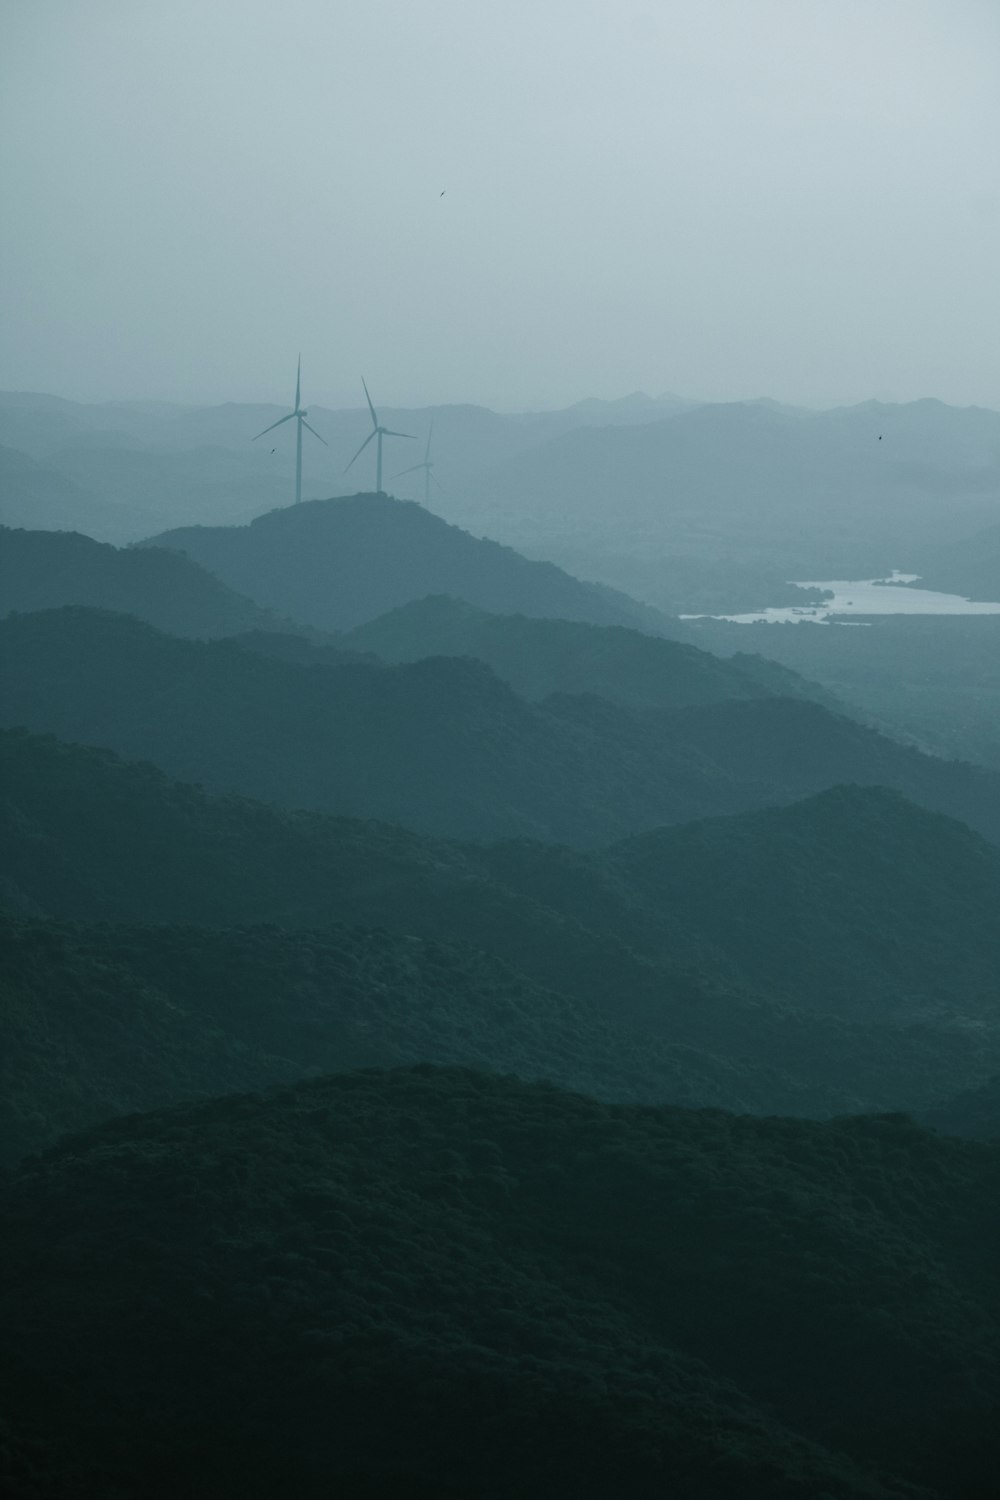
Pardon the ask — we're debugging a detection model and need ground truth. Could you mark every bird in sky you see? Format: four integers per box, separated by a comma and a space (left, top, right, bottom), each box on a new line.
440, 190, 446, 196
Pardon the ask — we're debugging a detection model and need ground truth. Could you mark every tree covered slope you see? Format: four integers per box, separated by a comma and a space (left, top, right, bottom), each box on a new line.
4, 728, 1000, 1133
2, 1066, 998, 1499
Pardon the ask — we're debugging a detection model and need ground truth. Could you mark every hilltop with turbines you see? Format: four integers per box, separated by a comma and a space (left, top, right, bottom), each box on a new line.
4, 376, 1000, 1500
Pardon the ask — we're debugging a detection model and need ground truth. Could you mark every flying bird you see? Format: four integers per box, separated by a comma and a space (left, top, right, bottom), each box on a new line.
439, 190, 446, 197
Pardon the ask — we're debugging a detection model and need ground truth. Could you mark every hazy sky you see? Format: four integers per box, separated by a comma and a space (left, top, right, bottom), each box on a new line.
3, 0, 999, 411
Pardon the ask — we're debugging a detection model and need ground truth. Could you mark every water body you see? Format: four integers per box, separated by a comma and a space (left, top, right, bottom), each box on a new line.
685, 572, 1000, 625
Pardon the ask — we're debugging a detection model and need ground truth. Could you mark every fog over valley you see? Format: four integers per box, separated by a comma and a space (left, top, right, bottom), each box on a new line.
3, 5, 1000, 1497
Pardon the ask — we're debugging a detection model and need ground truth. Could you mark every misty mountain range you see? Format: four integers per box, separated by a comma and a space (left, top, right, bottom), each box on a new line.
4, 411, 1000, 1500
4, 387, 999, 617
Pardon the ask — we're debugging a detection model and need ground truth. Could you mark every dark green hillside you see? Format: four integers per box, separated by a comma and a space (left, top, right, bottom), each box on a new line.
0, 913, 778, 1166
0, 913, 283, 1163
345, 593, 834, 710
5, 729, 1000, 1122
920, 1078, 1000, 1141
604, 786, 1000, 1023
5, 606, 1000, 846
142, 491, 681, 633
2, 1067, 999, 1498
0, 526, 295, 639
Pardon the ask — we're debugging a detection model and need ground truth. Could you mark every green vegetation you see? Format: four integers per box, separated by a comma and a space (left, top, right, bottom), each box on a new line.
921, 1078, 1000, 1141
3, 1066, 999, 1498
0, 911, 765, 1165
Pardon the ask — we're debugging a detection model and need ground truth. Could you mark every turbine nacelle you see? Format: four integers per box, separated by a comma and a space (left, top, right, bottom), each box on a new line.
250, 355, 326, 505
344, 377, 415, 493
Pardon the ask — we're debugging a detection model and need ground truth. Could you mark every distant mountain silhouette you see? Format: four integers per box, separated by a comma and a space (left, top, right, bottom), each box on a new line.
911, 520, 1000, 602
462, 397, 1000, 584
345, 594, 835, 710
6, 607, 1000, 846
0, 443, 136, 538
0, 527, 297, 639
141, 493, 681, 634
50, 440, 295, 535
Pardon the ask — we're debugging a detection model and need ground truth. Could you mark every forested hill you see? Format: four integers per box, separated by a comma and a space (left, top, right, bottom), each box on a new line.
0, 526, 294, 639
6, 727, 1000, 1131
4, 606, 1000, 846
4, 911, 762, 1165
344, 593, 835, 711
603, 785, 1000, 1022
141, 491, 681, 634
2, 1066, 998, 1499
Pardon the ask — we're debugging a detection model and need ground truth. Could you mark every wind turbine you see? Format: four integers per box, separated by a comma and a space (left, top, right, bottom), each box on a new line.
392, 420, 442, 506
344, 378, 414, 494
252, 356, 327, 506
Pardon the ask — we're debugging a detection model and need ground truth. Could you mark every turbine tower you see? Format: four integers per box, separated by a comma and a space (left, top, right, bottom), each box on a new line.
393, 420, 441, 506
252, 356, 327, 506
344, 378, 414, 494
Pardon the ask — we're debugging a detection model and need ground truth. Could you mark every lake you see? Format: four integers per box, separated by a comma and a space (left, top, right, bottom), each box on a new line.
685, 572, 1000, 625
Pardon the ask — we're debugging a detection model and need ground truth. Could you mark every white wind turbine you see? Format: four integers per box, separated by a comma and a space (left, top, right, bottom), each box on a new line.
252, 356, 327, 506
392, 420, 442, 506
344, 378, 414, 495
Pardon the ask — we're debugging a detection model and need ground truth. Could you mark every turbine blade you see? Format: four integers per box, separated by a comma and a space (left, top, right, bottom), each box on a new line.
295, 354, 301, 412
344, 429, 376, 471
431, 472, 446, 494
361, 376, 378, 429
301, 418, 328, 446
391, 463, 426, 479
425, 419, 433, 462
383, 429, 415, 440
253, 411, 296, 440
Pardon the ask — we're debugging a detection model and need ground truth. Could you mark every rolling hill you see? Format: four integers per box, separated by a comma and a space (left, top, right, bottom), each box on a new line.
0, 527, 301, 639
141, 492, 681, 634
4, 607, 1000, 847
344, 594, 834, 711
5, 727, 1000, 1130
2, 1066, 998, 1498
